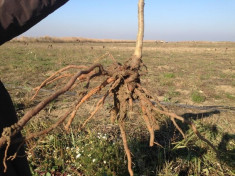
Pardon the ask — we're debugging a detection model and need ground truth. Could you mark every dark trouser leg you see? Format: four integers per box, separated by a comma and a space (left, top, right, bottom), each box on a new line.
0, 81, 31, 176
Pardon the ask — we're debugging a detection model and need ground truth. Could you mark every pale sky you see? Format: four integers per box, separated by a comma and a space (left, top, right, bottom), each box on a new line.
22, 0, 235, 42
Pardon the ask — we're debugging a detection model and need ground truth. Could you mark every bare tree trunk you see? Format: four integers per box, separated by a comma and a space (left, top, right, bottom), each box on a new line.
134, 0, 144, 58
129, 0, 144, 70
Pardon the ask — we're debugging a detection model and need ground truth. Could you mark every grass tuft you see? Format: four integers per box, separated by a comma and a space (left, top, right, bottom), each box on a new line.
191, 91, 206, 103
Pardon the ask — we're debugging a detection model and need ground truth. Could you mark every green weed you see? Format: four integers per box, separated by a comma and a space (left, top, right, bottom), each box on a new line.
24, 118, 235, 176
26, 121, 127, 176
191, 91, 206, 103
164, 72, 175, 79
226, 93, 235, 100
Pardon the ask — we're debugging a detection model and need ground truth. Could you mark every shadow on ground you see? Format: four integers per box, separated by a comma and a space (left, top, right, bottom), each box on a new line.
128, 110, 235, 176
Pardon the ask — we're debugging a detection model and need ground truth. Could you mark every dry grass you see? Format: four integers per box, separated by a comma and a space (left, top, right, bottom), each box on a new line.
1, 40, 234, 130
0, 40, 234, 175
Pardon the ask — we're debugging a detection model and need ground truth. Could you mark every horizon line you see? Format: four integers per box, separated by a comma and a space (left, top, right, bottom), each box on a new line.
13, 36, 235, 43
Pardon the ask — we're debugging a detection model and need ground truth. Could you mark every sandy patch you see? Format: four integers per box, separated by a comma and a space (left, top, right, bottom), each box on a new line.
216, 85, 235, 94
222, 69, 235, 74
176, 89, 190, 95
157, 65, 175, 70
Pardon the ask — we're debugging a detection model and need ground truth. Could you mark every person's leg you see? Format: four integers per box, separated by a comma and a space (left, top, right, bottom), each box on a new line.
0, 81, 31, 175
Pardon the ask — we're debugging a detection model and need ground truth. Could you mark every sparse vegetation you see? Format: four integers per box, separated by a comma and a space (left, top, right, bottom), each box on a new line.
226, 93, 235, 100
26, 123, 128, 175
191, 91, 206, 103
1, 40, 235, 175
164, 72, 175, 79
24, 117, 235, 175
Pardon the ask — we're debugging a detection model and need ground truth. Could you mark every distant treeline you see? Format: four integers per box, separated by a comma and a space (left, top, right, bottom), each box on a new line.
11, 36, 231, 44
11, 36, 166, 43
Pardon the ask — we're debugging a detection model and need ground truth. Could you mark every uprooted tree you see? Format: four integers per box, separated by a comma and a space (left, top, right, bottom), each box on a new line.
0, 0, 217, 175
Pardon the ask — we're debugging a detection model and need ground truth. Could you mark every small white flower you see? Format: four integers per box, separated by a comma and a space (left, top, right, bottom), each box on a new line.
103, 160, 106, 164
88, 154, 91, 157
92, 159, 96, 162
76, 153, 81, 159
76, 148, 80, 154
102, 136, 107, 140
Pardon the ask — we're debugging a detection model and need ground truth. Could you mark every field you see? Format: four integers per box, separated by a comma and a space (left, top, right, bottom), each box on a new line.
0, 40, 235, 175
